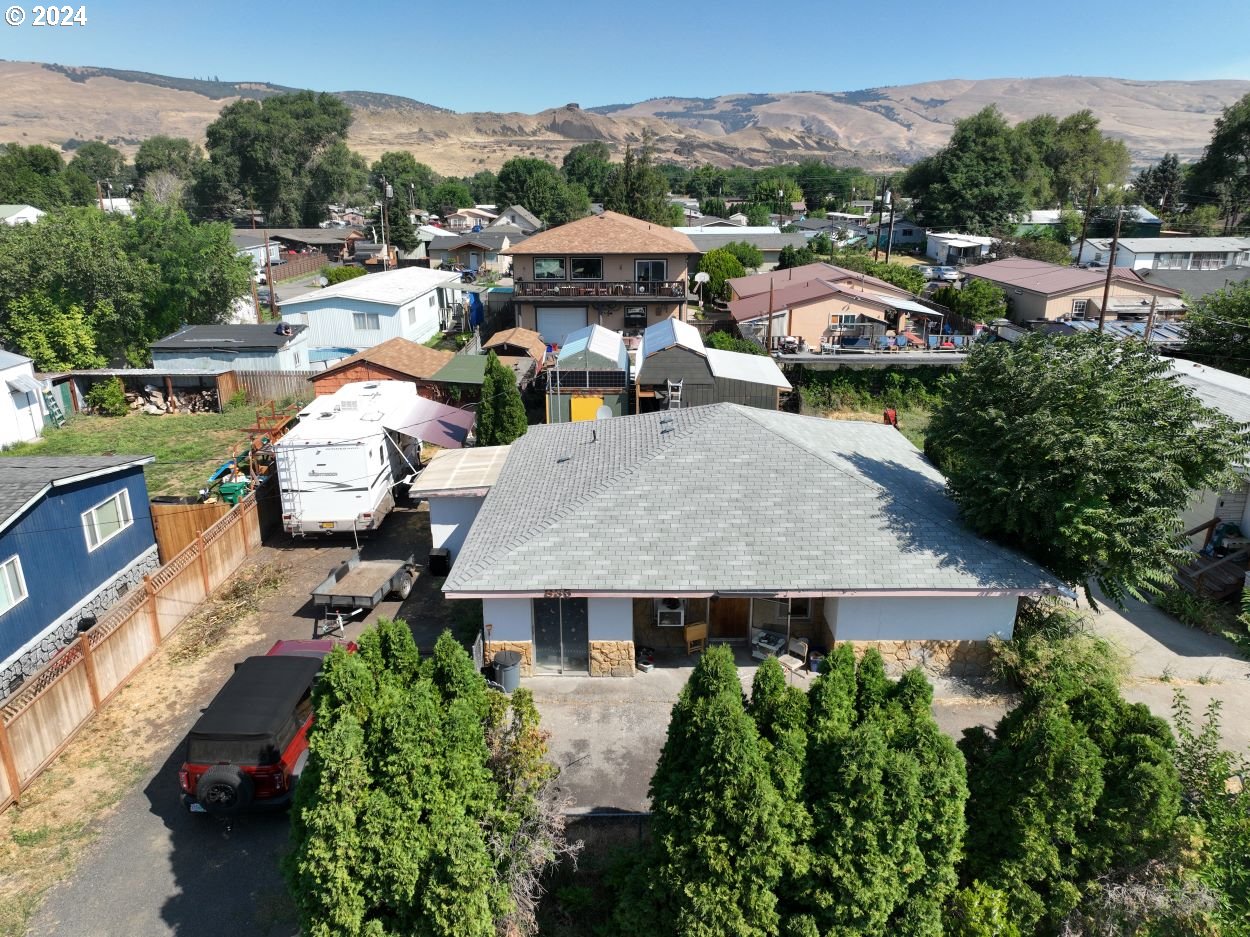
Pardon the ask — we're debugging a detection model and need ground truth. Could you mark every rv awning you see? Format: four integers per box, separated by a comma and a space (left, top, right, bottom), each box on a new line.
382, 396, 476, 449
6, 375, 42, 395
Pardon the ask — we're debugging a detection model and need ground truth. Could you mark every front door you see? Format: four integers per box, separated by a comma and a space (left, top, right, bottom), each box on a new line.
709, 596, 750, 641
532, 598, 589, 673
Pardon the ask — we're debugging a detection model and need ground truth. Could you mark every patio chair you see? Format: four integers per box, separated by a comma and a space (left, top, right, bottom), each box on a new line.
952, 335, 966, 349
776, 637, 809, 679
927, 335, 940, 350
684, 620, 708, 655
875, 336, 892, 352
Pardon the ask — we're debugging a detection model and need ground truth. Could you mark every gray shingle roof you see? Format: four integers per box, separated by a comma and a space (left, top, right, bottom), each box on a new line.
0, 456, 153, 531
151, 324, 307, 351
445, 405, 1062, 596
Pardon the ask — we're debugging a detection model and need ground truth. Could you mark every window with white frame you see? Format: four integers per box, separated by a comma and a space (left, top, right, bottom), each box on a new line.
408, 305, 416, 325
353, 312, 381, 330
1071, 299, 1088, 316
82, 490, 133, 552
0, 555, 27, 616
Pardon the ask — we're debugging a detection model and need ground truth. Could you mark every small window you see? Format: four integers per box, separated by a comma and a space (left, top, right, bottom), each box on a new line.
902, 229, 913, 237
353, 313, 380, 330
624, 306, 646, 329
83, 490, 133, 552
534, 257, 566, 280
409, 306, 416, 325
788, 598, 811, 619
292, 351, 301, 365
428, 294, 436, 307
0, 555, 27, 616
1071, 299, 1088, 315
571, 257, 603, 280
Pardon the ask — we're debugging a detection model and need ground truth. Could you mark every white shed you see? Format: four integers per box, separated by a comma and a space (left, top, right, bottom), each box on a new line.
277, 267, 464, 354
0, 350, 45, 446
406, 445, 510, 564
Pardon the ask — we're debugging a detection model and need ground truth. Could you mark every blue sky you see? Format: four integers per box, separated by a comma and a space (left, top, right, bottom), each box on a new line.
1, 0, 1246, 112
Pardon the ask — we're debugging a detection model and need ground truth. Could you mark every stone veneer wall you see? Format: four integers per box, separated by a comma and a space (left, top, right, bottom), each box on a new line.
484, 640, 534, 677
842, 639, 992, 679
589, 640, 635, 677
0, 546, 161, 697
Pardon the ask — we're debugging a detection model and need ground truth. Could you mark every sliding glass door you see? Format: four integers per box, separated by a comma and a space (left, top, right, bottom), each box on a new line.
532, 598, 589, 674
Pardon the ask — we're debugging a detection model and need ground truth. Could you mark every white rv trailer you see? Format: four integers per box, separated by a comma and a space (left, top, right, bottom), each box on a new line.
274, 381, 425, 536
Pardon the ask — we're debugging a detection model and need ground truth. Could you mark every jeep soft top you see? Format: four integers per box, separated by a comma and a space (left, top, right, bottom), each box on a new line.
186, 655, 323, 765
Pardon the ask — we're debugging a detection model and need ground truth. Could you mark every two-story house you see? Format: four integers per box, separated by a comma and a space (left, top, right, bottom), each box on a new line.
503, 211, 698, 347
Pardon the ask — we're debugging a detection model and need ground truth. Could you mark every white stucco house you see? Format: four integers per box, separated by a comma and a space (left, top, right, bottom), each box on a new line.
0, 350, 45, 447
276, 267, 464, 358
0, 205, 45, 226
442, 404, 1063, 677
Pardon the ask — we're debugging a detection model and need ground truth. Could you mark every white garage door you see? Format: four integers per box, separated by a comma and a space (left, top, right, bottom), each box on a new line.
536, 307, 588, 347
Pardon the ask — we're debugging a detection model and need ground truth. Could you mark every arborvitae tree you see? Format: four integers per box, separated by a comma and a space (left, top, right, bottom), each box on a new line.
644, 646, 788, 937
286, 620, 570, 937
474, 350, 528, 446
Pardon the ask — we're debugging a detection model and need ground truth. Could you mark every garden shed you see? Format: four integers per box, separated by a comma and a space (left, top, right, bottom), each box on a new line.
546, 324, 630, 422
635, 319, 789, 412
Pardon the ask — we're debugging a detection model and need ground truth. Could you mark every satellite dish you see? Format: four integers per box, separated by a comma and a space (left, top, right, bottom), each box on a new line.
693, 272, 710, 284
317, 276, 329, 287
595, 405, 612, 420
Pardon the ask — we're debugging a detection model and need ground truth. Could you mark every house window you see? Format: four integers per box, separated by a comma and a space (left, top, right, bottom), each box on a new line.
902, 229, 914, 237
0, 555, 27, 616
534, 257, 566, 280
571, 257, 603, 280
292, 351, 301, 365
82, 490, 133, 552
353, 313, 381, 330
1071, 299, 1088, 316
830, 313, 858, 325
635, 259, 667, 283
624, 306, 646, 329
428, 294, 436, 307
788, 597, 811, 619
408, 306, 416, 325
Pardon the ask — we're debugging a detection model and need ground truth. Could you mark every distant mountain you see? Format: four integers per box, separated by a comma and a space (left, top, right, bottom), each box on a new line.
1, 61, 1245, 175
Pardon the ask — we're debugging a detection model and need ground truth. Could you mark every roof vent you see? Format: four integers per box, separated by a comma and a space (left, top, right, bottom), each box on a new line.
556, 456, 570, 464
316, 411, 335, 420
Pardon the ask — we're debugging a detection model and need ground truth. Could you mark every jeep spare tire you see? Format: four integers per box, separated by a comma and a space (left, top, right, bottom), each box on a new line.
197, 766, 254, 816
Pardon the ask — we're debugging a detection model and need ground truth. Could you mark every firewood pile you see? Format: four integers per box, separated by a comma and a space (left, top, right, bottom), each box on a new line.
126, 384, 219, 414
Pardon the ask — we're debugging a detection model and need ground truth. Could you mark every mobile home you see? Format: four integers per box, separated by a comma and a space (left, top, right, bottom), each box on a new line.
274, 381, 427, 537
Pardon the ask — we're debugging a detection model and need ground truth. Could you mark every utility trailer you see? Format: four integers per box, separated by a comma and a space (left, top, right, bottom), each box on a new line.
311, 552, 419, 637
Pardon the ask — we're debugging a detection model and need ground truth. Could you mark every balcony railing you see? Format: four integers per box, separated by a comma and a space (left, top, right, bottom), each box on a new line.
514, 280, 688, 300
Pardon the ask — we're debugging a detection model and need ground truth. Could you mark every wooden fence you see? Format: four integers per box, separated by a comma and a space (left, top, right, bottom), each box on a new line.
151, 499, 232, 563
229, 370, 316, 405
271, 252, 329, 282
0, 495, 263, 814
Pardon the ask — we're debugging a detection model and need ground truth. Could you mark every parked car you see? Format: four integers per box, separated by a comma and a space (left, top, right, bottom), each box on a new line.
177, 640, 348, 816
917, 265, 939, 280
935, 266, 962, 282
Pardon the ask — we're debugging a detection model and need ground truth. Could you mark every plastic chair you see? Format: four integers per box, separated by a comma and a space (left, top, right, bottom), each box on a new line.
927, 335, 940, 350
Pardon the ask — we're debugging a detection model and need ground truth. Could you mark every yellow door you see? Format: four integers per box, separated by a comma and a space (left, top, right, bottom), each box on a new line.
569, 396, 604, 422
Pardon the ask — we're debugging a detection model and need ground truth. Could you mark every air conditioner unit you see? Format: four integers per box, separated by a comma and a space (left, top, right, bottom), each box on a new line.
656, 597, 685, 628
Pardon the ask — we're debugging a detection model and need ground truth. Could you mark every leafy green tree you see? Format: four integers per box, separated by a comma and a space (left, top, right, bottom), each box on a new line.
699, 197, 728, 218
561, 141, 613, 202
1181, 280, 1250, 376
744, 203, 773, 226
321, 265, 367, 285
70, 141, 128, 185
549, 181, 591, 225
643, 646, 788, 937
993, 233, 1073, 265
603, 136, 671, 224
1133, 152, 1185, 215
931, 278, 1006, 323
1048, 110, 1130, 206
496, 157, 587, 224
384, 202, 419, 252
134, 135, 202, 185
468, 170, 497, 205
431, 179, 474, 212
370, 151, 439, 211
825, 248, 926, 294
308, 141, 369, 211
697, 248, 746, 303
0, 144, 95, 208
928, 331, 1246, 604
686, 165, 727, 200
1, 292, 105, 370
706, 330, 765, 355
474, 351, 528, 446
195, 91, 354, 225
723, 240, 764, 270
777, 244, 818, 270
1190, 92, 1250, 230
754, 172, 803, 212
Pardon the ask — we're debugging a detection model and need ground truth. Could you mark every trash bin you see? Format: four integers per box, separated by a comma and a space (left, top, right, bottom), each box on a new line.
218, 481, 249, 505
493, 650, 522, 693
428, 548, 451, 577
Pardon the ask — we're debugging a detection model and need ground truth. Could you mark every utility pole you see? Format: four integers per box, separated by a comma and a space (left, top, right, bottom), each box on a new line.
263, 228, 276, 320
1143, 295, 1157, 347
95, 179, 104, 211
380, 177, 392, 271
765, 278, 775, 352
873, 177, 887, 261
1075, 179, 1096, 264
1098, 208, 1123, 333
884, 188, 897, 265
251, 277, 262, 325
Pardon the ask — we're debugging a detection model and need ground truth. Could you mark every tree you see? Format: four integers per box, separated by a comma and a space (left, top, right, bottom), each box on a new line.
496, 157, 586, 224
723, 240, 764, 270
777, 244, 818, 270
828, 249, 926, 295
930, 278, 1006, 323
927, 332, 1247, 604
134, 135, 202, 185
1179, 280, 1250, 376
1190, 92, 1250, 231
474, 351, 527, 446
195, 91, 355, 225
370, 151, 439, 212
993, 233, 1073, 265
1133, 152, 1185, 215
744, 203, 773, 226
430, 179, 474, 213
1048, 110, 1130, 206
307, 141, 368, 212
699, 197, 729, 218
385, 202, 419, 252
642, 646, 789, 937
1, 292, 104, 371
0, 144, 95, 209
603, 137, 671, 225
468, 170, 497, 205
286, 620, 574, 937
561, 142, 613, 202
69, 141, 128, 186
706, 330, 765, 355
697, 248, 746, 303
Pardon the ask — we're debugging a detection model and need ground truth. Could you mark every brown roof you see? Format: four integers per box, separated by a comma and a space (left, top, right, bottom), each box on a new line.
727, 262, 911, 301
965, 258, 1182, 297
483, 327, 547, 366
502, 210, 697, 256
729, 279, 892, 323
310, 337, 455, 382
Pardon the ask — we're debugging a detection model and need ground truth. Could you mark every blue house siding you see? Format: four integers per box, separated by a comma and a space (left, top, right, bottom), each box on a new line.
0, 467, 157, 672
